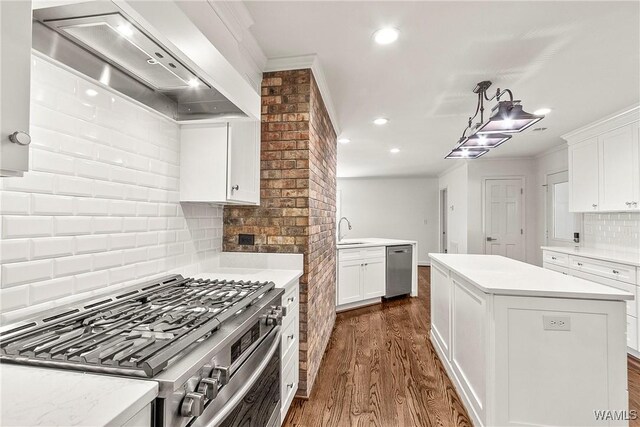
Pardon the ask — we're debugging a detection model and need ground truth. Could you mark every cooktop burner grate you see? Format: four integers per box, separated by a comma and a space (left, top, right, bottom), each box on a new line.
0, 276, 275, 377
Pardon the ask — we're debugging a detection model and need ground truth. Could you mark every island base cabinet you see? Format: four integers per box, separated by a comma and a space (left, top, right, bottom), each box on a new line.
430, 263, 629, 427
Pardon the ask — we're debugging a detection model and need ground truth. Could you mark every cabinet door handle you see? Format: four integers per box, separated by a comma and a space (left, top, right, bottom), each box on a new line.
613, 270, 620, 274
231, 185, 239, 191
287, 383, 295, 389
9, 131, 31, 146
287, 297, 295, 303
577, 262, 583, 266
551, 256, 557, 260
626, 202, 632, 207
288, 334, 295, 339
592, 204, 598, 208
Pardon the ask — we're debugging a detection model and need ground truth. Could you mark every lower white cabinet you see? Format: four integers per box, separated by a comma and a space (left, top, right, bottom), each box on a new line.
279, 279, 299, 423
337, 246, 385, 309
543, 249, 639, 353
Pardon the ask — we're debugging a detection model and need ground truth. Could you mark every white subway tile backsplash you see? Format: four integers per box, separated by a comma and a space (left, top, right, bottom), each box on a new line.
55, 254, 92, 277
75, 235, 109, 254
0, 240, 30, 264
30, 277, 74, 304
3, 216, 53, 238
583, 212, 640, 251
0, 192, 31, 214
31, 194, 74, 215
55, 217, 92, 236
32, 237, 74, 260
56, 176, 93, 197
0, 286, 29, 311
1, 259, 53, 287
0, 55, 223, 316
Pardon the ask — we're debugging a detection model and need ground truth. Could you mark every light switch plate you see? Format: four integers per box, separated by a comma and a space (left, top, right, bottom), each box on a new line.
543, 315, 571, 331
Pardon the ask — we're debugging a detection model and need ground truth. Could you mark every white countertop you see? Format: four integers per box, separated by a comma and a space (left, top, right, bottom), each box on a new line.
542, 246, 640, 267
0, 365, 157, 426
429, 254, 633, 301
336, 238, 417, 249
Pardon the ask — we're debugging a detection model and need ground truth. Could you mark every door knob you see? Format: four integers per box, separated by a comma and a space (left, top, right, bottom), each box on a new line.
486, 237, 498, 242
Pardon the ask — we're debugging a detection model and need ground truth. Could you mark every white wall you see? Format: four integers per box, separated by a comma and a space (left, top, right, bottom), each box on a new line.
438, 164, 468, 255
0, 55, 223, 320
337, 177, 439, 264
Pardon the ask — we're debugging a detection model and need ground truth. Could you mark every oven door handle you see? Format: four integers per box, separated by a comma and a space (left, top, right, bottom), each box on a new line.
206, 326, 282, 427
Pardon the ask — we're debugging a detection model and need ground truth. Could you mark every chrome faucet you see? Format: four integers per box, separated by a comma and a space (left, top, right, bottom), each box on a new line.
338, 217, 352, 242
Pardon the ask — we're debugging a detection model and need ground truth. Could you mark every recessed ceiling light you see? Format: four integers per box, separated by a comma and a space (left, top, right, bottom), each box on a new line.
390, 148, 400, 154
373, 118, 388, 125
534, 108, 552, 116
338, 138, 351, 144
373, 28, 400, 45
85, 89, 98, 97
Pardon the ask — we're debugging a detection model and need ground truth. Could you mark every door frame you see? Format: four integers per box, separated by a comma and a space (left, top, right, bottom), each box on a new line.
481, 176, 526, 260
439, 187, 448, 253
544, 169, 583, 246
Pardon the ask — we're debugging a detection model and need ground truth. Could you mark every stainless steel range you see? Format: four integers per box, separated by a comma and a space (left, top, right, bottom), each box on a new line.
0, 274, 285, 427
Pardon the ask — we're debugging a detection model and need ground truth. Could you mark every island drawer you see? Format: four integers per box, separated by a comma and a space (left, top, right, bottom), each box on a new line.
570, 256, 637, 285
543, 262, 569, 275
572, 269, 637, 317
543, 251, 569, 267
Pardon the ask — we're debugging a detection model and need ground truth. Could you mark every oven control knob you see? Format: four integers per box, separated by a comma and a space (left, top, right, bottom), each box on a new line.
266, 307, 283, 325
211, 366, 230, 386
181, 392, 205, 417
197, 378, 219, 399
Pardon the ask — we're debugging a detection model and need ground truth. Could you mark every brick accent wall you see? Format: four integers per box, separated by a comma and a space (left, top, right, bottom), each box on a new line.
223, 69, 337, 397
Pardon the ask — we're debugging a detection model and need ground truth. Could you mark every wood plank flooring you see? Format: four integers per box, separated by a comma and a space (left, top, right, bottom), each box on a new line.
284, 266, 640, 427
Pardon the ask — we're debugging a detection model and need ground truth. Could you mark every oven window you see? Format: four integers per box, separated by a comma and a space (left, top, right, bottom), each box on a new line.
219, 349, 280, 427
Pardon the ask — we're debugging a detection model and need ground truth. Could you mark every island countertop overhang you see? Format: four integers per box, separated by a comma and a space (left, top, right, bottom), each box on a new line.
429, 253, 633, 301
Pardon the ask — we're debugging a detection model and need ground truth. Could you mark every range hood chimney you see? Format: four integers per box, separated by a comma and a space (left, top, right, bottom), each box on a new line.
32, 1, 250, 122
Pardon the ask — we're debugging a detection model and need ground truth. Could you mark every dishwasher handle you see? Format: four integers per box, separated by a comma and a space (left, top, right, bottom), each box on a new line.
392, 249, 409, 254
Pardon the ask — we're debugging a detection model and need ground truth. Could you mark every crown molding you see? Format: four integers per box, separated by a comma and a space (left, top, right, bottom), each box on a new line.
265, 55, 341, 136
562, 104, 640, 144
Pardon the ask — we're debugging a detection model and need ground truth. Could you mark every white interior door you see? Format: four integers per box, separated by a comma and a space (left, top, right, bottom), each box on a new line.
484, 178, 524, 261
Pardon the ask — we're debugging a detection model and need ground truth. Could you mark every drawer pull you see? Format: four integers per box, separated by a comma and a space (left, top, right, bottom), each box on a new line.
551, 256, 557, 260
288, 297, 295, 303
287, 383, 294, 389
288, 334, 295, 339
577, 262, 583, 266
613, 270, 620, 274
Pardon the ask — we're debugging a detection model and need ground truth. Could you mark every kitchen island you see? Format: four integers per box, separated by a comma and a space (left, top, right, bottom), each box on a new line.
429, 253, 633, 427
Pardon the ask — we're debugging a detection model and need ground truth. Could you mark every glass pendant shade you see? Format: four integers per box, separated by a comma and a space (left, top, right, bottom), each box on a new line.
445, 148, 488, 159
476, 101, 543, 134
458, 132, 511, 148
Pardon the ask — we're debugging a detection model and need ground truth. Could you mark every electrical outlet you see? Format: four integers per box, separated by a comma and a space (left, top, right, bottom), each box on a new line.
238, 234, 255, 245
543, 315, 571, 331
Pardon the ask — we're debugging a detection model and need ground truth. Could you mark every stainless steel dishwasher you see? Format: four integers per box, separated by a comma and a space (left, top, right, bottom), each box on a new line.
385, 245, 413, 297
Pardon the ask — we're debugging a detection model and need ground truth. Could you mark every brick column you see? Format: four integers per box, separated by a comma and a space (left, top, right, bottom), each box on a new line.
223, 69, 337, 397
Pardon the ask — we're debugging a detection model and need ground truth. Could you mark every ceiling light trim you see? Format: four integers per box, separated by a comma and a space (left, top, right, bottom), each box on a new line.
265, 54, 341, 136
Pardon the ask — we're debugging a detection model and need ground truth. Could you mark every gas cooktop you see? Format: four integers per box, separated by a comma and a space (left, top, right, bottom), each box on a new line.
0, 275, 275, 377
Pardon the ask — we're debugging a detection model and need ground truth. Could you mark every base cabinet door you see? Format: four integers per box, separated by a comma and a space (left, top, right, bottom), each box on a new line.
362, 257, 385, 299
337, 259, 363, 305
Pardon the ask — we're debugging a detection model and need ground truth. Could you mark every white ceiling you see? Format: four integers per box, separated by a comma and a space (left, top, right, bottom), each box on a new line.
244, 1, 640, 178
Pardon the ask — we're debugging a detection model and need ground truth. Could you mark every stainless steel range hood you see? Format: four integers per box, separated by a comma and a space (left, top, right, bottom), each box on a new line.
32, 2, 247, 121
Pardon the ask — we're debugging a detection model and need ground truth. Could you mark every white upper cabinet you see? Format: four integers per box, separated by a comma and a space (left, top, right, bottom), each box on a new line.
1, 1, 32, 177
565, 106, 640, 212
599, 124, 639, 211
227, 121, 260, 204
568, 137, 599, 212
180, 121, 260, 205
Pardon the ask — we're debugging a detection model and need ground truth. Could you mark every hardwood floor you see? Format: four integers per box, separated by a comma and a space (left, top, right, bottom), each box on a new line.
284, 266, 640, 427
283, 267, 471, 427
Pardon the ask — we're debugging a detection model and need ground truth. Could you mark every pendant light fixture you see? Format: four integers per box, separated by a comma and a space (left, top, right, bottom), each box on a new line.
446, 80, 545, 159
